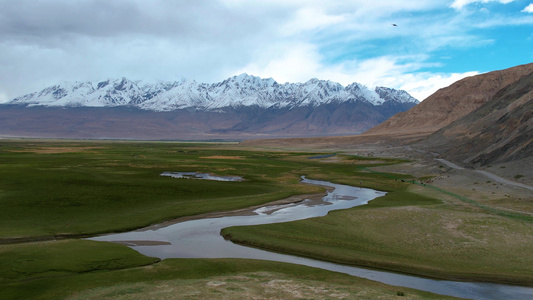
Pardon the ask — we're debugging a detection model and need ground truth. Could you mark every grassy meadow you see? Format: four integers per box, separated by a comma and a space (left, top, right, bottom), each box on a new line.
0, 140, 329, 239
1, 252, 456, 299
223, 189, 533, 284
0, 139, 530, 298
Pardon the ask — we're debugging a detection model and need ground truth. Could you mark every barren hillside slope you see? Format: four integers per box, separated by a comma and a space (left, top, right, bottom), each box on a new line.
420, 69, 533, 166
364, 63, 533, 137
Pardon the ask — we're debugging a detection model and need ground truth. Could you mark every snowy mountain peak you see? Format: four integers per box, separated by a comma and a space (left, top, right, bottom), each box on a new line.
374, 86, 416, 104
225, 73, 277, 90
8, 75, 418, 111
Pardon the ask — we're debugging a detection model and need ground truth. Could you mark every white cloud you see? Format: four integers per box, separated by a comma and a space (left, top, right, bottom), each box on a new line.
280, 7, 345, 35
523, 3, 533, 13
235, 42, 323, 83
0, 0, 523, 104
235, 42, 475, 101
0, 91, 9, 104
451, 0, 514, 10
332, 59, 479, 101
398, 71, 479, 100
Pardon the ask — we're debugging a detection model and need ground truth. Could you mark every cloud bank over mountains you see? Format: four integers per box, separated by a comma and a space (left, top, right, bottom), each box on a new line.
1, 0, 532, 103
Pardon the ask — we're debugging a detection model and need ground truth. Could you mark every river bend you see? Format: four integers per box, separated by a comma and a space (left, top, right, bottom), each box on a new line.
91, 177, 533, 299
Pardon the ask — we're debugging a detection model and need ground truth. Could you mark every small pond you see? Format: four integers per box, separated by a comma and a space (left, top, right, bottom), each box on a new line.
161, 171, 243, 182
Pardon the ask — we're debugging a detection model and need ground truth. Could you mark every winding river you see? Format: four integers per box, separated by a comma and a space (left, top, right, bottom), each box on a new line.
90, 177, 533, 299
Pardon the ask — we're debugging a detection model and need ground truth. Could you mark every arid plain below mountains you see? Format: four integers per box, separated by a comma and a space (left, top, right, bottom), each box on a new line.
1, 63, 533, 299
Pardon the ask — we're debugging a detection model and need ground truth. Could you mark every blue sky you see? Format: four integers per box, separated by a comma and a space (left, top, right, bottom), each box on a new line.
0, 0, 532, 102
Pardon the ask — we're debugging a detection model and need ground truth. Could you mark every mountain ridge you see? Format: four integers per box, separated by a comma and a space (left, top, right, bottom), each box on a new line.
7, 74, 418, 111
0, 74, 418, 140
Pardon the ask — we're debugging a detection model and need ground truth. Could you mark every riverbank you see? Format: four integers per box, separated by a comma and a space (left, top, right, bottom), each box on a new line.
2, 139, 531, 299
140, 190, 331, 231
0, 191, 329, 246
1, 252, 459, 299
0, 180, 462, 299
0, 140, 328, 240
222, 187, 533, 287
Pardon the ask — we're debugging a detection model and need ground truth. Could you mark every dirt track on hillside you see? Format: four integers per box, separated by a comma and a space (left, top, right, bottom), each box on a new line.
240, 134, 533, 215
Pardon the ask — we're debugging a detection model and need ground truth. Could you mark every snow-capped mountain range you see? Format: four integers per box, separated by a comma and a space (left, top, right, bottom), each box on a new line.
8, 74, 418, 111
1, 74, 420, 140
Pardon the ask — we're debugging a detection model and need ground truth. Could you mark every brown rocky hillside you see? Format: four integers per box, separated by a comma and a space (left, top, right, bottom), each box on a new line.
420, 69, 533, 166
364, 63, 533, 137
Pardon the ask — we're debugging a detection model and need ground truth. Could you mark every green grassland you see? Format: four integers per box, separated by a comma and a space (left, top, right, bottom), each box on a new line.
222, 186, 533, 285
0, 140, 334, 239
0, 240, 160, 284
0, 240, 455, 299
0, 140, 411, 240
1, 139, 530, 298
0, 140, 437, 299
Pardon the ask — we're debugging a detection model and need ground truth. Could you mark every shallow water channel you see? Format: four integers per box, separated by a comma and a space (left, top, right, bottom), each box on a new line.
91, 177, 533, 299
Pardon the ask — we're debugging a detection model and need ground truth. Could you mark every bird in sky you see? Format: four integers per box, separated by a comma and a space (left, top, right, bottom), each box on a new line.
392, 24, 397, 27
